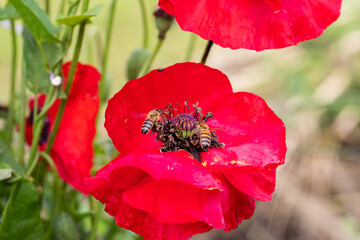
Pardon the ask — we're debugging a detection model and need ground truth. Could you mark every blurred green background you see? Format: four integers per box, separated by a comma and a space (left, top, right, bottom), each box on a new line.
1, 0, 360, 239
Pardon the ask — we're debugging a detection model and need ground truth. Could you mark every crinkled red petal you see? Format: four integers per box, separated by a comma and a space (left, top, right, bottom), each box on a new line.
105, 62, 232, 156
86, 152, 226, 239
25, 62, 100, 194
46, 62, 100, 194
202, 92, 286, 172
159, 0, 342, 50
225, 167, 277, 201
201, 92, 286, 200
88, 177, 212, 240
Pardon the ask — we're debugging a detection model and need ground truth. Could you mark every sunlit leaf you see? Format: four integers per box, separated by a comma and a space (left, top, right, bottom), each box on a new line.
0, 178, 45, 240
9, 0, 60, 42
0, 169, 13, 181
0, 4, 20, 20
56, 4, 104, 26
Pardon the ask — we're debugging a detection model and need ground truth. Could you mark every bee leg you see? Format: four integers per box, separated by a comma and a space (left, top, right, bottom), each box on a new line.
211, 138, 224, 148
187, 145, 201, 162
202, 112, 214, 122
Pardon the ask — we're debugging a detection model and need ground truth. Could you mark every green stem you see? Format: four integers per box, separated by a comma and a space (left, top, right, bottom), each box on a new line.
26, 86, 56, 174
45, 0, 50, 15
99, 0, 117, 99
36, 40, 49, 72
138, 0, 149, 48
5, 19, 17, 146
184, 34, 197, 62
101, 0, 117, 74
0, 199, 5, 215
103, 220, 118, 240
89, 197, 103, 240
45, 0, 90, 155
26, 151, 40, 176
40, 151, 62, 215
19, 66, 26, 166
60, 0, 67, 16
139, 38, 164, 76
200, 40, 214, 65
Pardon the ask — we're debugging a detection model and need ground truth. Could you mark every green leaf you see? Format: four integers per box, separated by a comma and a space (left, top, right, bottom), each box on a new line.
56, 4, 104, 27
9, 0, 60, 42
0, 178, 45, 240
22, 26, 50, 93
0, 169, 13, 181
22, 27, 62, 93
0, 137, 24, 174
0, 4, 20, 20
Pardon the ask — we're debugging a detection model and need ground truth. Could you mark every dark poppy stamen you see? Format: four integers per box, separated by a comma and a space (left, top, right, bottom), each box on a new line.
28, 109, 51, 146
141, 101, 224, 162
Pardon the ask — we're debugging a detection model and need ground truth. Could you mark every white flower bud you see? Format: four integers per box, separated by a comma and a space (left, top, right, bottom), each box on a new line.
50, 75, 62, 86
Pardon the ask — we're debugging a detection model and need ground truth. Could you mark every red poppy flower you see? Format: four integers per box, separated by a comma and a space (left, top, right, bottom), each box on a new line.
158, 0, 342, 51
26, 62, 100, 194
86, 62, 286, 239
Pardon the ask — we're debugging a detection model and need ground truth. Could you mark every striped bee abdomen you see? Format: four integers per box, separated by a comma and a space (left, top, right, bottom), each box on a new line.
141, 118, 154, 134
200, 128, 211, 149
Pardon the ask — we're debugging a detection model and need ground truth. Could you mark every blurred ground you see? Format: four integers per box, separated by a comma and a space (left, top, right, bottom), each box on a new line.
1, 0, 360, 239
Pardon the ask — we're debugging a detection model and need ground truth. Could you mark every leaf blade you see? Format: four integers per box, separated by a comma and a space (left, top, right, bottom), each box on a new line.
0, 178, 45, 240
9, 0, 60, 42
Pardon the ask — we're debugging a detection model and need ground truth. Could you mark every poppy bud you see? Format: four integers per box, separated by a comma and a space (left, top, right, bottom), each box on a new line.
126, 47, 150, 80
153, 7, 173, 40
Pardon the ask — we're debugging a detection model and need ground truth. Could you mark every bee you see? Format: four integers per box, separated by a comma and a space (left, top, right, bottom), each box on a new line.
197, 120, 211, 150
141, 109, 161, 134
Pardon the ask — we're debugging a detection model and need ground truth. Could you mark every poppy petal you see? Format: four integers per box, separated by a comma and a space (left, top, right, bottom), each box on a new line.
105, 62, 232, 156
202, 92, 286, 172
159, 0, 342, 50
47, 62, 100, 194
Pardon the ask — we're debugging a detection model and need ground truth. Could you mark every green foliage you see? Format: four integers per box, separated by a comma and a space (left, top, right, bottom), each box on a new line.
0, 178, 45, 240
0, 4, 20, 20
0, 169, 13, 181
22, 27, 62, 93
56, 4, 104, 27
51, 212, 81, 240
9, 0, 60, 43
126, 47, 151, 80
0, 137, 24, 174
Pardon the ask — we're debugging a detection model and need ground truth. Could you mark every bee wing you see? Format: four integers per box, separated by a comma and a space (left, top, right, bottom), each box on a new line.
210, 127, 226, 132
130, 111, 148, 120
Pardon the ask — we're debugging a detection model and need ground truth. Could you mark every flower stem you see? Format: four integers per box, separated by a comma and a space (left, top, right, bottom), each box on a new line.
138, 0, 149, 48
5, 19, 17, 146
45, 0, 50, 15
40, 151, 62, 215
139, 38, 164, 76
200, 40, 214, 65
99, 0, 117, 96
19, 64, 26, 165
89, 196, 103, 240
45, 0, 90, 155
184, 34, 197, 62
26, 86, 56, 174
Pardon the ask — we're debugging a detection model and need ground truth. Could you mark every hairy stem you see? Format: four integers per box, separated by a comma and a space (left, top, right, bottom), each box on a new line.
45, 0, 90, 154
5, 19, 17, 146
139, 38, 164, 76
99, 0, 117, 99
138, 0, 149, 48
200, 40, 214, 65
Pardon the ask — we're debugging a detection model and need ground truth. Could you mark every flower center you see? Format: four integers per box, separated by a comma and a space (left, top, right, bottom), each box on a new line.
141, 101, 224, 162
28, 109, 50, 146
